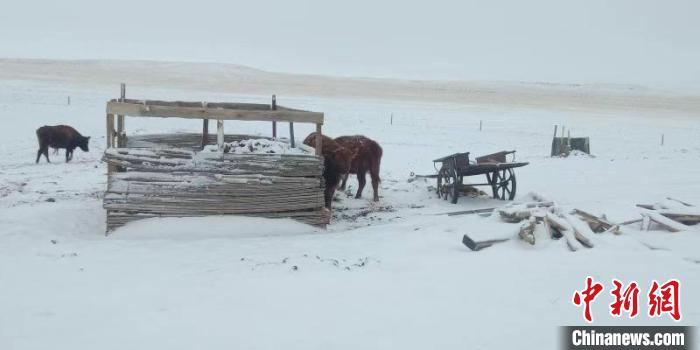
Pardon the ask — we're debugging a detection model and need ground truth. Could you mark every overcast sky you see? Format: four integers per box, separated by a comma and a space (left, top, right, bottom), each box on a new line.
1, 0, 699, 86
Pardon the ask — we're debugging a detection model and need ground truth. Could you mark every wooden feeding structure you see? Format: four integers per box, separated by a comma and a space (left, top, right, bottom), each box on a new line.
550, 125, 590, 157
102, 85, 328, 233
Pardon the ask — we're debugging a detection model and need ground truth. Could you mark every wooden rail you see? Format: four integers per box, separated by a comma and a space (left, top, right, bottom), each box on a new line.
106, 100, 324, 124
105, 90, 324, 157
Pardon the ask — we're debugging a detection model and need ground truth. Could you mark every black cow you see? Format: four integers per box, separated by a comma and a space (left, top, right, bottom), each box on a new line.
36, 125, 90, 163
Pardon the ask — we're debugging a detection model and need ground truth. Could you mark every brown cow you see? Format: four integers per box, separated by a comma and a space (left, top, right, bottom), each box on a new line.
303, 132, 355, 210
36, 125, 90, 163
335, 135, 383, 202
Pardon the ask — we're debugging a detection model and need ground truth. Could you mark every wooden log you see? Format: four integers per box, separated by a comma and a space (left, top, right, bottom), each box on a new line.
498, 208, 532, 223
572, 209, 613, 233
642, 215, 651, 231
667, 197, 694, 207
462, 234, 510, 251
640, 209, 693, 232
106, 101, 324, 124
546, 212, 582, 251
563, 214, 595, 248
518, 219, 536, 245
445, 207, 496, 216
103, 148, 322, 178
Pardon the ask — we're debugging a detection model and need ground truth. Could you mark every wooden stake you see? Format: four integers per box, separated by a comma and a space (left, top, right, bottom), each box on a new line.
315, 123, 323, 156
479, 120, 482, 131
661, 134, 664, 146
289, 122, 295, 148
117, 83, 126, 147
106, 113, 116, 174
560, 125, 565, 155
106, 114, 114, 148
551, 125, 558, 156
67, 96, 71, 105
201, 118, 209, 149
217, 119, 224, 151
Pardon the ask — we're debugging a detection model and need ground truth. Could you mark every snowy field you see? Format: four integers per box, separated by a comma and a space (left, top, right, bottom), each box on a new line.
1, 78, 699, 349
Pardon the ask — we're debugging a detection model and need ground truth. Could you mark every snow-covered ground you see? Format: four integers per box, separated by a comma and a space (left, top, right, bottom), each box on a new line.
1, 77, 699, 349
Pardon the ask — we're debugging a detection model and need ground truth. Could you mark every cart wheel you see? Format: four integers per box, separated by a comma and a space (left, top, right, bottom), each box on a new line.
490, 168, 517, 200
438, 167, 460, 203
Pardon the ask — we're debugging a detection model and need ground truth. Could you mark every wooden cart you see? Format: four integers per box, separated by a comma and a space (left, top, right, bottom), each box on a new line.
433, 150, 529, 203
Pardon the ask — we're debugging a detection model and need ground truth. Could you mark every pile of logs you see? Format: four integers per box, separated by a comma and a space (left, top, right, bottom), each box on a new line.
460, 194, 698, 252
102, 143, 328, 232
495, 199, 596, 251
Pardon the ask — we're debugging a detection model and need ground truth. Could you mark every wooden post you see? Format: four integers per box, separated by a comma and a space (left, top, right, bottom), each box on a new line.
202, 118, 209, 149
551, 125, 558, 156
201, 102, 209, 149
217, 119, 224, 151
106, 113, 116, 174
67, 96, 71, 105
479, 120, 482, 131
315, 123, 323, 156
106, 114, 115, 148
271, 95, 277, 138
390, 113, 393, 125
661, 134, 665, 146
559, 125, 565, 155
117, 83, 125, 147
289, 122, 295, 147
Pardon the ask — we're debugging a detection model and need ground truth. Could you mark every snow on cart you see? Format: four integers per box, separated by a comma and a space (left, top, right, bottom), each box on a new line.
101, 86, 328, 233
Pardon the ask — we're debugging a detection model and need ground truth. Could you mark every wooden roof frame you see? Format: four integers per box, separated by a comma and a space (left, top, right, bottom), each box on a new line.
106, 99, 324, 124
105, 85, 324, 175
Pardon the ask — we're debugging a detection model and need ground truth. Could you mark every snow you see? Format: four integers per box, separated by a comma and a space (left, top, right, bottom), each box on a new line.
1, 75, 700, 350
203, 138, 312, 155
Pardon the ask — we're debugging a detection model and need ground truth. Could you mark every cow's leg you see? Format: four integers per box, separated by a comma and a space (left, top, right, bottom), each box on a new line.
339, 173, 349, 191
324, 185, 337, 210
43, 147, 50, 163
370, 159, 381, 202
355, 169, 367, 199
36, 148, 43, 163
66, 149, 71, 163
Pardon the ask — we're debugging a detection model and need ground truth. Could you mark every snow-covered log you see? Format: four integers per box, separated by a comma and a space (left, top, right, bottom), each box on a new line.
546, 212, 583, 251
518, 218, 536, 245
640, 209, 695, 232
563, 214, 595, 248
